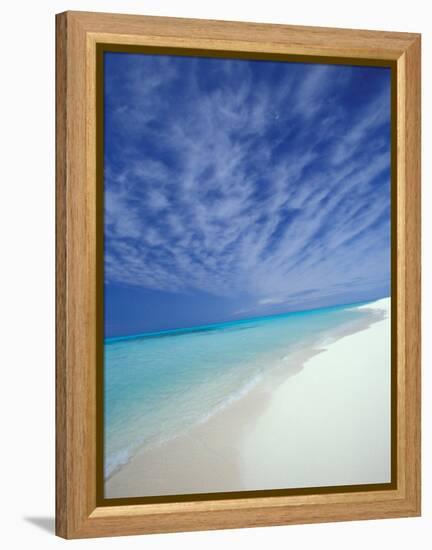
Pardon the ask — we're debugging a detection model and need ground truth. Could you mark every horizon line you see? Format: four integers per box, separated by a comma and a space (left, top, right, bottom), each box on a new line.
105, 295, 390, 344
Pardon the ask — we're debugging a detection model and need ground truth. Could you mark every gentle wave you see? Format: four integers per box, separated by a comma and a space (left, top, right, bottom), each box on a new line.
104, 371, 266, 479
105, 449, 131, 479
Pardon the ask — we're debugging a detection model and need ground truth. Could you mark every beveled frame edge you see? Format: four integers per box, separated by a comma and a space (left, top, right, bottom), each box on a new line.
55, 10, 421, 539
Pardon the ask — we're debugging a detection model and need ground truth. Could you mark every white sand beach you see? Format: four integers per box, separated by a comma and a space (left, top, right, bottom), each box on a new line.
241, 297, 391, 490
105, 298, 391, 498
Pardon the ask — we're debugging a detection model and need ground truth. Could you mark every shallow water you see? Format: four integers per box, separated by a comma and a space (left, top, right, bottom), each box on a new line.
104, 301, 378, 478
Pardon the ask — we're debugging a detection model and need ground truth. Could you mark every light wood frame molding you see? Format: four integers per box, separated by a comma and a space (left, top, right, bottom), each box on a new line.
55, 10, 421, 539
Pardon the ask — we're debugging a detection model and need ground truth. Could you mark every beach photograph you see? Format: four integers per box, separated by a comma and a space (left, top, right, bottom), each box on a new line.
103, 52, 392, 499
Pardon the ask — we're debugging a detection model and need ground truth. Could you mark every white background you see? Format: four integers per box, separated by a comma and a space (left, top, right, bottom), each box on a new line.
0, 0, 429, 547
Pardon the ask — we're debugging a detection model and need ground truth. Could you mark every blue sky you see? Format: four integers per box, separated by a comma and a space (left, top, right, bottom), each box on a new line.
104, 52, 391, 337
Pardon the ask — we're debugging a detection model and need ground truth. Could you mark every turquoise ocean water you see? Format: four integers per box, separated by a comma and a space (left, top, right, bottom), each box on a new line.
104, 301, 378, 478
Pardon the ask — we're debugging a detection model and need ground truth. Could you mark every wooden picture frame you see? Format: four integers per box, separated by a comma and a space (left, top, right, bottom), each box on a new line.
56, 10, 421, 539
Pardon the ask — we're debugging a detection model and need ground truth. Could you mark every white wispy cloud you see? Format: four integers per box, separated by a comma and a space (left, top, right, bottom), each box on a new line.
104, 54, 391, 312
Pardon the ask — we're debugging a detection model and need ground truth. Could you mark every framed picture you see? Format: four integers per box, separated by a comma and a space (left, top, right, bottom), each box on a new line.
55, 11, 421, 539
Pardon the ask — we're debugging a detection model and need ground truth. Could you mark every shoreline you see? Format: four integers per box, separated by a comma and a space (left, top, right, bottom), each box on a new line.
105, 298, 390, 499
